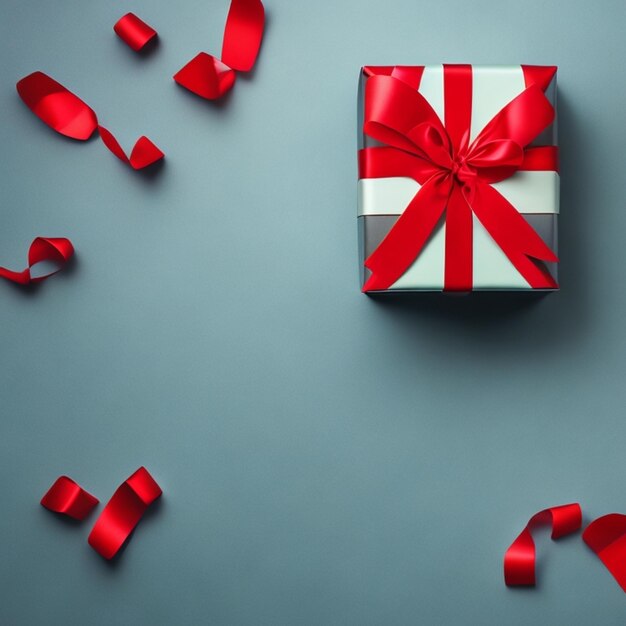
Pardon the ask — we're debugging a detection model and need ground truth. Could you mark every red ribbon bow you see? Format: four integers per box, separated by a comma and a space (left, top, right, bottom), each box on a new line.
360, 65, 559, 292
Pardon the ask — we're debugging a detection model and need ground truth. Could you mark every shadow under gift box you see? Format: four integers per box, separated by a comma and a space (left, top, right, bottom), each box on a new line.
357, 66, 559, 292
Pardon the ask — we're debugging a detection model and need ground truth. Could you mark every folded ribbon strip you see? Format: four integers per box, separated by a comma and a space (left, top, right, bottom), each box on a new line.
114, 13, 158, 52
41, 476, 99, 520
504, 503, 582, 586
173, 0, 265, 100
360, 65, 559, 292
16, 71, 164, 170
583, 513, 626, 592
88, 466, 162, 559
0, 237, 74, 285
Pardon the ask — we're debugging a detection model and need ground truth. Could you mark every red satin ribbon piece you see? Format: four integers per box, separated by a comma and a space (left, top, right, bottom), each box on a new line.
174, 0, 264, 100
88, 467, 162, 560
0, 237, 74, 285
98, 126, 164, 170
41, 476, 99, 521
360, 65, 559, 292
504, 503, 582, 586
17, 71, 164, 170
221, 0, 265, 72
173, 53, 237, 100
114, 13, 157, 52
583, 514, 626, 592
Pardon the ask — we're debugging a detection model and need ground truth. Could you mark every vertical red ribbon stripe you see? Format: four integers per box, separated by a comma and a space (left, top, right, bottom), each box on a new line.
88, 467, 162, 559
41, 476, 99, 520
504, 503, 582, 586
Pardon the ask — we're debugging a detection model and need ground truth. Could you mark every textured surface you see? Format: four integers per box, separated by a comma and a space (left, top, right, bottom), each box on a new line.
1, 0, 626, 624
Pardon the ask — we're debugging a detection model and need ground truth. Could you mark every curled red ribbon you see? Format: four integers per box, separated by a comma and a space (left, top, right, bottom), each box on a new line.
174, 0, 265, 100
0, 237, 74, 285
504, 503, 582, 586
17, 71, 164, 170
360, 65, 559, 292
41, 476, 99, 520
88, 467, 162, 559
583, 514, 626, 592
114, 13, 157, 52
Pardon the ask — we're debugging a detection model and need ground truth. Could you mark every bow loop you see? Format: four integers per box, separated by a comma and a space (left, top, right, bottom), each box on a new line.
406, 123, 453, 169
364, 75, 446, 158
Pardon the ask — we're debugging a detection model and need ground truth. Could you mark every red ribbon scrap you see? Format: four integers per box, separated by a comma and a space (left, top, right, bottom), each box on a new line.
583, 513, 626, 592
114, 13, 158, 52
16, 71, 164, 170
174, 0, 265, 100
0, 237, 74, 285
88, 466, 162, 560
40, 476, 99, 521
504, 503, 582, 586
360, 65, 559, 292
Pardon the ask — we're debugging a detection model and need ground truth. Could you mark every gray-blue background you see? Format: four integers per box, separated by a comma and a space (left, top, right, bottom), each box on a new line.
1, 0, 625, 623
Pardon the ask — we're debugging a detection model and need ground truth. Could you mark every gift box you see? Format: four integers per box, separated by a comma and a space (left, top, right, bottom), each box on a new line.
357, 65, 559, 292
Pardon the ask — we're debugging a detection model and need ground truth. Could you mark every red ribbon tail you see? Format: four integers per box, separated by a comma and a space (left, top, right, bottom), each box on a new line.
0, 267, 31, 284
362, 176, 449, 292
471, 182, 558, 289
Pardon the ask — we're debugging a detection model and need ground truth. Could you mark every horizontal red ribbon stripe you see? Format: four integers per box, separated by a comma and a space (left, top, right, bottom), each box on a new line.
504, 503, 582, 586
583, 513, 626, 592
114, 13, 157, 52
41, 476, 99, 520
88, 467, 162, 560
0, 237, 74, 285
174, 0, 264, 100
17, 71, 164, 170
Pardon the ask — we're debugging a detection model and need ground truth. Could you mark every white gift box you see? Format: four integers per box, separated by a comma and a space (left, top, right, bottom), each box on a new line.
357, 65, 559, 292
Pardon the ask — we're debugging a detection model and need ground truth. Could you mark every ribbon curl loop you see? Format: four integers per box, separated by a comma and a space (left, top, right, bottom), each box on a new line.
504, 503, 582, 586
583, 513, 626, 592
174, 0, 264, 100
